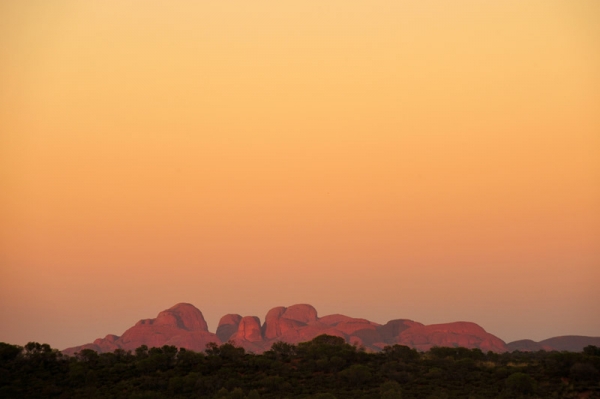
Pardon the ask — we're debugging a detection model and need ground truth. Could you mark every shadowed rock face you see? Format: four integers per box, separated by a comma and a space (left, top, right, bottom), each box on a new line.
216, 314, 242, 342
377, 319, 422, 343
63, 303, 547, 355
505, 339, 553, 352
507, 336, 600, 352
539, 336, 600, 352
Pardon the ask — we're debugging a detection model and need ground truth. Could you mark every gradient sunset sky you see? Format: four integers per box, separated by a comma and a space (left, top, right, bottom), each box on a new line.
1, 1, 599, 350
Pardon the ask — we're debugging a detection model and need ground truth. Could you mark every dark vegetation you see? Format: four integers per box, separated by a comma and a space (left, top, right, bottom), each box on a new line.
1, 336, 599, 398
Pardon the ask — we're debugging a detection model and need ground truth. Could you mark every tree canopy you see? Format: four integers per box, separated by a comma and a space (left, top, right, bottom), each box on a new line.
0, 337, 598, 398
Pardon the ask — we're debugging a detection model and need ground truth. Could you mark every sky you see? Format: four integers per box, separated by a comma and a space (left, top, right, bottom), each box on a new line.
1, 1, 599, 350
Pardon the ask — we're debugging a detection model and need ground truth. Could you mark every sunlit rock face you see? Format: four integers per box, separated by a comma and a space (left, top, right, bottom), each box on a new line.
262, 304, 320, 344
229, 316, 265, 353
113, 303, 218, 352
394, 321, 507, 353
63, 302, 518, 355
280, 304, 318, 324
154, 303, 209, 331
262, 306, 296, 341
62, 303, 220, 355
232, 316, 263, 343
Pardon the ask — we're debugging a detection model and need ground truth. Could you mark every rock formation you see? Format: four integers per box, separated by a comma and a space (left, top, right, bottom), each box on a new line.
395, 321, 507, 352
63, 303, 219, 355
63, 302, 525, 355
63, 303, 600, 355
507, 336, 600, 352
216, 314, 242, 342
505, 339, 552, 352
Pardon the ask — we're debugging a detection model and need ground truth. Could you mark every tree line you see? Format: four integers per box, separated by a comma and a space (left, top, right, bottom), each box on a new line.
1, 335, 599, 398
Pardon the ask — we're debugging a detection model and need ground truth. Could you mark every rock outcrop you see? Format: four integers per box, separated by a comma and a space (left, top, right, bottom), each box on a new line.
507, 336, 600, 352
216, 314, 242, 342
505, 339, 552, 352
395, 321, 507, 352
63, 303, 219, 355
232, 316, 263, 343
68, 302, 577, 355
230, 316, 265, 352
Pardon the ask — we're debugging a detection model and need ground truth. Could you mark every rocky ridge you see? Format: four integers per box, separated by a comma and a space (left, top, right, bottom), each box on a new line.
62, 303, 599, 355
63, 303, 510, 355
506, 336, 600, 352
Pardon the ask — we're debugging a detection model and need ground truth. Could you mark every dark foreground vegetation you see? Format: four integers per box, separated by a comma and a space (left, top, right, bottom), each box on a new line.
1, 336, 599, 399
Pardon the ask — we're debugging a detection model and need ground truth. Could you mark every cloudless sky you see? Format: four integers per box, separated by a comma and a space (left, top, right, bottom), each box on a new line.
1, 1, 599, 350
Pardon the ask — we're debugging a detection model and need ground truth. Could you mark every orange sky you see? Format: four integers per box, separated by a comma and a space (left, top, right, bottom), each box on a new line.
1, 1, 599, 350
